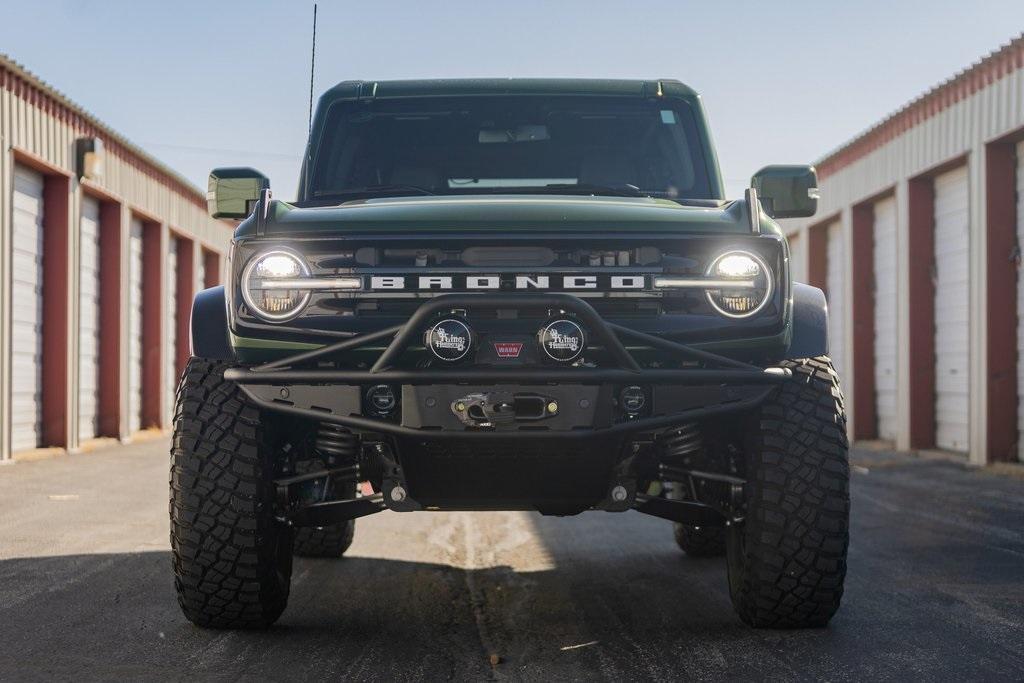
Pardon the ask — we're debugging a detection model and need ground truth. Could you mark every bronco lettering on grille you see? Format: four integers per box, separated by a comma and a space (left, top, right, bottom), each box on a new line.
366, 274, 648, 291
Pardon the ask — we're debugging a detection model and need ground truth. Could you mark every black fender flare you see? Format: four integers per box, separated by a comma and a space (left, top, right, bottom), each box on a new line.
190, 286, 235, 361
787, 282, 829, 360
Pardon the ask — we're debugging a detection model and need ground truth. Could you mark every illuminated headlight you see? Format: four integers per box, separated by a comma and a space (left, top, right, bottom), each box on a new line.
704, 250, 773, 318
241, 250, 312, 321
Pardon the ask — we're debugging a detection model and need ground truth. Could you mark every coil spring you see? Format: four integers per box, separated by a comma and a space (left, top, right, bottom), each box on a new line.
315, 423, 359, 463
658, 422, 704, 462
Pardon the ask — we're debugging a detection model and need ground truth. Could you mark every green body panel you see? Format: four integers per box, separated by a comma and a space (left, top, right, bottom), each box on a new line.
235, 194, 778, 239
229, 332, 322, 351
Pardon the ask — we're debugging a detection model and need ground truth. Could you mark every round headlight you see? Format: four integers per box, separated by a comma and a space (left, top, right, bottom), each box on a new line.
241, 249, 311, 322
705, 250, 773, 318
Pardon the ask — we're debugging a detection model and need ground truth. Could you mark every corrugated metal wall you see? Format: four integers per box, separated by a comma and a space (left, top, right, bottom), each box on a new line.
0, 56, 233, 460
783, 38, 1024, 465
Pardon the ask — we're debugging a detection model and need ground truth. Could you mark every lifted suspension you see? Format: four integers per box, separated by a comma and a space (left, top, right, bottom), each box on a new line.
272, 423, 388, 527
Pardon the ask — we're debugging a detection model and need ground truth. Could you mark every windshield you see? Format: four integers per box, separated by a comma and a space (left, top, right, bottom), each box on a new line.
307, 95, 713, 201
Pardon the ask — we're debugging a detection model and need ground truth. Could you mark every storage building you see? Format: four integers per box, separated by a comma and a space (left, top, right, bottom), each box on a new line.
0, 54, 232, 461
784, 35, 1024, 465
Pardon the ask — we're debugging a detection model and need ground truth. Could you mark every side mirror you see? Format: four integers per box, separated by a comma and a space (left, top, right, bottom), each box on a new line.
207, 167, 270, 219
751, 165, 818, 219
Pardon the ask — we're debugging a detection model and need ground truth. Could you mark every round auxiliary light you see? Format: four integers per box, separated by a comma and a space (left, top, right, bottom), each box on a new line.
704, 250, 773, 318
365, 384, 399, 416
620, 385, 647, 414
538, 319, 586, 362
240, 249, 312, 322
425, 318, 474, 362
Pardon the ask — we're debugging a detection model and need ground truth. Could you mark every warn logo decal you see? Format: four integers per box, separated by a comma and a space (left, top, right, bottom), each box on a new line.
494, 342, 524, 358
366, 274, 648, 291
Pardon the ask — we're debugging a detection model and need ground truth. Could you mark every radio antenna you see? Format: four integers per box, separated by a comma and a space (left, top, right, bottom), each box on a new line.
307, 3, 318, 133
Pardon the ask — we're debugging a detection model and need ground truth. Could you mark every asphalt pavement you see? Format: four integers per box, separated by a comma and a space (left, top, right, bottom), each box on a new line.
1, 439, 1022, 681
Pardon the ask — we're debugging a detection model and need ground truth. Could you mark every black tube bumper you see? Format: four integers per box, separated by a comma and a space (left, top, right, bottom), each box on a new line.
223, 293, 790, 439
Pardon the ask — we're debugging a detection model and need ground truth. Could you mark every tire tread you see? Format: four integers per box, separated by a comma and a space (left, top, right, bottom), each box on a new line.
674, 524, 726, 557
729, 356, 850, 628
294, 521, 355, 557
170, 358, 292, 629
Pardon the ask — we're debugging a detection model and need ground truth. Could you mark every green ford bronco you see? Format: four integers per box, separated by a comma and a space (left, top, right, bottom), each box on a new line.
172, 79, 848, 630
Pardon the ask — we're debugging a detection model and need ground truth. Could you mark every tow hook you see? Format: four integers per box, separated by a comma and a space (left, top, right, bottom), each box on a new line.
452, 392, 557, 427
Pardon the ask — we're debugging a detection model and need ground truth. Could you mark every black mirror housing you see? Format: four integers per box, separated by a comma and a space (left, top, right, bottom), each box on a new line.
207, 167, 270, 219
751, 165, 818, 219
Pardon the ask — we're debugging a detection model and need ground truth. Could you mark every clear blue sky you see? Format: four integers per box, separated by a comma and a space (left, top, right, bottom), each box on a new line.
2, 1, 1022, 199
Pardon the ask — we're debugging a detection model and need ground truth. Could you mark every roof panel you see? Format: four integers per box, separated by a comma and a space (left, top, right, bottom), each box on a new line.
321, 77, 699, 102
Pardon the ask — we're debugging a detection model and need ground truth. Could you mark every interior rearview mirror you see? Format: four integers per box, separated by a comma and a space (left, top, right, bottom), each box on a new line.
207, 167, 270, 219
751, 165, 818, 219
478, 124, 550, 144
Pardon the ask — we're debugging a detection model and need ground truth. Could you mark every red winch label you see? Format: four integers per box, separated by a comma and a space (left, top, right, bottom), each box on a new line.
494, 342, 524, 358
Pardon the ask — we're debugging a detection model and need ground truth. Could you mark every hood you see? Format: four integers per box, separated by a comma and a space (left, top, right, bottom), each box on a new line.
236, 195, 772, 239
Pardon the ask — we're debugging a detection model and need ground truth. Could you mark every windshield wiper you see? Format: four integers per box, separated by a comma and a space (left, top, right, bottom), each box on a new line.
540, 183, 650, 197
313, 184, 437, 199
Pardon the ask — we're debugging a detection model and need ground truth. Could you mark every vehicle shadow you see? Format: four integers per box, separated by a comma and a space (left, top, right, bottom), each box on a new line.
1, 481, 1022, 682
0, 543, 795, 681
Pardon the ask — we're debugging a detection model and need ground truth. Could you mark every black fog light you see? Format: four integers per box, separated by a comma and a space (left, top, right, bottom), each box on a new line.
365, 384, 398, 416
619, 385, 647, 414
425, 317, 475, 362
537, 318, 586, 362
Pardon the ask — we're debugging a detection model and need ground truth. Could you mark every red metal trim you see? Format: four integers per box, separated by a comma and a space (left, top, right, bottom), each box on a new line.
175, 237, 195, 379
141, 222, 163, 429
79, 180, 120, 204
97, 201, 122, 437
851, 203, 876, 440
917, 154, 972, 182
40, 175, 70, 447
907, 178, 937, 449
203, 249, 221, 288
806, 222, 830, 292
985, 141, 1019, 462
11, 147, 72, 177
128, 204, 164, 227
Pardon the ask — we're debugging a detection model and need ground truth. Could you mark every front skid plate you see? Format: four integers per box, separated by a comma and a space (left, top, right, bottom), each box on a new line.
241, 382, 774, 439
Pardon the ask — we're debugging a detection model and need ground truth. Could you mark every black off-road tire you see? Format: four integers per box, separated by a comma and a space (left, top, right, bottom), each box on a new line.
170, 358, 294, 629
673, 523, 726, 557
294, 520, 356, 558
726, 356, 850, 629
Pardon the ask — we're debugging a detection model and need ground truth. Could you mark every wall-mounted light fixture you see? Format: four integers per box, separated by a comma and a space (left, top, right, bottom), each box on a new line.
75, 137, 105, 181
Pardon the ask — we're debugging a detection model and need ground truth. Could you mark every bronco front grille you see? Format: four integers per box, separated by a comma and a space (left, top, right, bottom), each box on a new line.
231, 233, 786, 332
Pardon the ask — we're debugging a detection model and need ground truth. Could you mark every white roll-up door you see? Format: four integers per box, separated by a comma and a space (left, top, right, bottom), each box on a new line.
196, 252, 206, 294
873, 197, 898, 441
1015, 141, 1024, 462
128, 219, 144, 434
933, 166, 970, 453
165, 238, 178, 426
79, 196, 102, 441
826, 221, 845, 383
11, 166, 45, 452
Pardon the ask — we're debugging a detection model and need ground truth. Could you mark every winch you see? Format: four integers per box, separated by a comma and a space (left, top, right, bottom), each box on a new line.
451, 391, 558, 427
